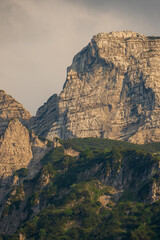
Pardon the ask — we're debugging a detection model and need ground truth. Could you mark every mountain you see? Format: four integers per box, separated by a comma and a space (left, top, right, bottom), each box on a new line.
1, 138, 160, 239
0, 90, 50, 225
0, 119, 49, 179
0, 90, 50, 179
0, 90, 31, 135
1, 31, 160, 239
32, 31, 160, 144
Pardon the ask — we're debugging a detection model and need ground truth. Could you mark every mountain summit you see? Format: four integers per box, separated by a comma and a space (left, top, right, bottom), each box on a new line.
32, 31, 160, 144
0, 90, 31, 135
1, 31, 160, 239
0, 90, 49, 179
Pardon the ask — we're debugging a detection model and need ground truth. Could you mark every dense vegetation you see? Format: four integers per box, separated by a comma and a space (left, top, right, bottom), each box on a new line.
1, 138, 160, 240
62, 137, 160, 152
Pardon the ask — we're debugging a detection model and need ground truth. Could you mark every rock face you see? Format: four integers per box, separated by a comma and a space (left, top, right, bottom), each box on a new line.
0, 118, 48, 179
0, 119, 32, 178
0, 90, 49, 179
0, 93, 50, 234
0, 90, 31, 135
30, 94, 59, 138
32, 31, 160, 144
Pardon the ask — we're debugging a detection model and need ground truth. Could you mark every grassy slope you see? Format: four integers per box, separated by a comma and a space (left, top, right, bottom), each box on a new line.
60, 137, 160, 153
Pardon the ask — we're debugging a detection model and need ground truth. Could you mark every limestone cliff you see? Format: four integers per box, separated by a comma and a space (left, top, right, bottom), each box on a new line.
0, 90, 31, 135
30, 94, 59, 138
0, 90, 50, 180
0, 119, 48, 179
32, 31, 160, 144
0, 93, 50, 232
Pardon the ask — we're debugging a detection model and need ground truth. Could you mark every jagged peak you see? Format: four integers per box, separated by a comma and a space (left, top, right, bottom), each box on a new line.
0, 89, 31, 120
2, 118, 29, 139
31, 31, 160, 144
0, 89, 6, 94
93, 30, 145, 41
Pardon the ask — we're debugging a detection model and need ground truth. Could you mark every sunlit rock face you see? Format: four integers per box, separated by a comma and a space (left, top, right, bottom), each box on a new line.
0, 119, 48, 178
0, 90, 49, 179
33, 31, 160, 144
0, 90, 31, 135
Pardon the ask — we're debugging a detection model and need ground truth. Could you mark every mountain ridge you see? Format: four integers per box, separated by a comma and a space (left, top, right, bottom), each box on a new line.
31, 30, 160, 144
1, 137, 160, 239
0, 30, 160, 239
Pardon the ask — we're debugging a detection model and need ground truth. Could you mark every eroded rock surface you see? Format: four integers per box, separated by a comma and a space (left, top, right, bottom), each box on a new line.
0, 90, 31, 135
0, 119, 48, 178
32, 31, 160, 144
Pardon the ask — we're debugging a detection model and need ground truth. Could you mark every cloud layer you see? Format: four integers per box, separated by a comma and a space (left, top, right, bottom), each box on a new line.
0, 0, 160, 114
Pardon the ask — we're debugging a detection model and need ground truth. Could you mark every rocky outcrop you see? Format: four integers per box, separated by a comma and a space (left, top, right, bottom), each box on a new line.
0, 90, 31, 135
0, 91, 51, 234
30, 94, 59, 138
64, 148, 80, 158
0, 90, 51, 180
32, 31, 160, 144
0, 119, 48, 179
0, 119, 32, 178
0, 118, 50, 218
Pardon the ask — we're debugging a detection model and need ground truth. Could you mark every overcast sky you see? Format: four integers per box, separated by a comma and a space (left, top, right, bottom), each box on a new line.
0, 0, 160, 115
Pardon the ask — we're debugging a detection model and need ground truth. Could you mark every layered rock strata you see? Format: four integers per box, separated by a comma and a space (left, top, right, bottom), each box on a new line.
0, 119, 48, 179
0, 90, 31, 135
30, 94, 59, 139
0, 90, 49, 179
32, 31, 160, 144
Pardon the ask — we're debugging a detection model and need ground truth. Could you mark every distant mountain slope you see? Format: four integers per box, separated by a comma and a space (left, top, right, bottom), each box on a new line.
0, 90, 31, 120
0, 90, 31, 135
0, 91, 50, 223
0, 119, 49, 179
0, 90, 50, 180
32, 31, 160, 144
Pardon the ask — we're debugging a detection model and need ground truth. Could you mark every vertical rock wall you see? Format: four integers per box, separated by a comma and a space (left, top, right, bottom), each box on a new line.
32, 31, 160, 144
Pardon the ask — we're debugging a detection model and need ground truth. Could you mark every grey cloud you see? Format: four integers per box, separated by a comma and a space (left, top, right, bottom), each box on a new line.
65, 0, 160, 12
64, 0, 160, 33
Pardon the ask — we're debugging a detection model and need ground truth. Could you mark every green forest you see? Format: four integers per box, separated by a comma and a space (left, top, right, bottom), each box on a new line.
2, 138, 160, 240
